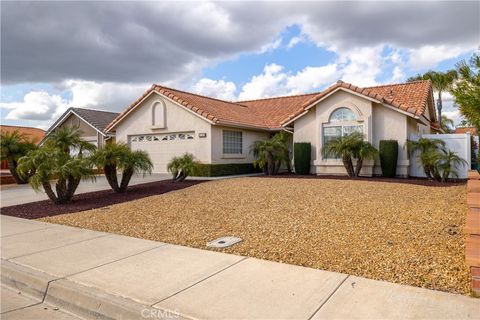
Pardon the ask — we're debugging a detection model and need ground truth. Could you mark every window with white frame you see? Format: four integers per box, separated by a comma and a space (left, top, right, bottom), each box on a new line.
223, 130, 242, 154
323, 107, 363, 159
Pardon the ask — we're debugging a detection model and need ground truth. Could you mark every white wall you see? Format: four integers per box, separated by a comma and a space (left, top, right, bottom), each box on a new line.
210, 126, 270, 164
409, 133, 471, 179
114, 92, 212, 164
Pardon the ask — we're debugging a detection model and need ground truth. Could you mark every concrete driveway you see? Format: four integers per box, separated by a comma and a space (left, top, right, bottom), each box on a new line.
0, 174, 170, 207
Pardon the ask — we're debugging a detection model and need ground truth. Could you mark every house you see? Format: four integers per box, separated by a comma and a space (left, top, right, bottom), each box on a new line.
105, 80, 439, 176
455, 127, 478, 136
0, 125, 45, 171
43, 107, 119, 147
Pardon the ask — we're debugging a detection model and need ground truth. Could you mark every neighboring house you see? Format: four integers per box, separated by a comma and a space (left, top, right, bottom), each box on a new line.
0, 125, 45, 170
43, 107, 119, 147
455, 127, 478, 136
105, 80, 440, 176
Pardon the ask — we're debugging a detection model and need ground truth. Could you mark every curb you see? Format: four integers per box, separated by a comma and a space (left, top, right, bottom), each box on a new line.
1, 259, 190, 320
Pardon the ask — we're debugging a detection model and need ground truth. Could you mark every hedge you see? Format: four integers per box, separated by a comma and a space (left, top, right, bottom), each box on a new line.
379, 140, 398, 178
294, 142, 311, 174
192, 163, 261, 177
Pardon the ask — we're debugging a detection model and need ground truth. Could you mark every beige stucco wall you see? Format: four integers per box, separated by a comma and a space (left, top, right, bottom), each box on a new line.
114, 92, 212, 164
59, 113, 102, 146
292, 89, 425, 177
210, 126, 270, 164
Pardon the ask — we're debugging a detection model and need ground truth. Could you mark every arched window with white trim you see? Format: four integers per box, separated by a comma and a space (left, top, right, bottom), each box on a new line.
152, 101, 165, 128
323, 107, 363, 159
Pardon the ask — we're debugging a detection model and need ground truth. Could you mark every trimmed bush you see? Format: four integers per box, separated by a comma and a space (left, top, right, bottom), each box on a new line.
379, 140, 398, 178
294, 142, 311, 175
192, 163, 261, 177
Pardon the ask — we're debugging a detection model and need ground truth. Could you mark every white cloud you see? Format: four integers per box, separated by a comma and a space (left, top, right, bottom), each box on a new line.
408, 45, 473, 70
286, 64, 339, 93
287, 35, 305, 49
3, 91, 67, 121
339, 46, 384, 86
238, 63, 288, 100
64, 80, 148, 111
259, 38, 282, 53
192, 78, 237, 100
389, 66, 405, 83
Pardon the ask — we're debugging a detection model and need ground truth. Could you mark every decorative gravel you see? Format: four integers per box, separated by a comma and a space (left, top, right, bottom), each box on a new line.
40, 177, 470, 295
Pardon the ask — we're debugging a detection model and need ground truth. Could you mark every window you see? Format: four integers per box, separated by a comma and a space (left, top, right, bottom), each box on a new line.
329, 107, 356, 122
223, 130, 242, 154
323, 107, 362, 159
178, 133, 186, 140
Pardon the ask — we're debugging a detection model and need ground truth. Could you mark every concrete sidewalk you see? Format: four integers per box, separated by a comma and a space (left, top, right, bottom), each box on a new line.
1, 215, 478, 320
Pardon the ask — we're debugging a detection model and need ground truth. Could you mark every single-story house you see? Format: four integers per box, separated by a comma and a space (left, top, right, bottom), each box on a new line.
105, 80, 440, 176
43, 107, 119, 147
0, 125, 45, 170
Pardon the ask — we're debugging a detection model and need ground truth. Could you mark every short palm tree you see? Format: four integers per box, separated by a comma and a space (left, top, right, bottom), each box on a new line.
91, 143, 153, 192
438, 150, 468, 182
323, 132, 370, 177
17, 127, 96, 204
167, 153, 200, 182
407, 138, 445, 180
251, 132, 290, 175
272, 131, 292, 173
0, 130, 37, 184
353, 141, 378, 177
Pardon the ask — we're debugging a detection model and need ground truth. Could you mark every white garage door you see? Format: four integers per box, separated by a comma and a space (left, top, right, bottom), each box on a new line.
129, 132, 195, 173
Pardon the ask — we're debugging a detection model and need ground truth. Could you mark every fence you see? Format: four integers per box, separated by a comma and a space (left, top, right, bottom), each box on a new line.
409, 133, 471, 179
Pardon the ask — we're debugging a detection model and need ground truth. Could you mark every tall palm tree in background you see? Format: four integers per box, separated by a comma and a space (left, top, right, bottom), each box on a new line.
0, 130, 37, 184
408, 70, 457, 127
440, 115, 455, 133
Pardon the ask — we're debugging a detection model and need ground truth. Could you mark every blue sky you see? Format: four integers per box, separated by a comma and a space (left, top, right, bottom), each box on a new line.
1, 1, 478, 129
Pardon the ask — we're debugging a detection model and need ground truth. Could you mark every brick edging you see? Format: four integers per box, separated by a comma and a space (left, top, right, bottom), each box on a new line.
465, 170, 480, 296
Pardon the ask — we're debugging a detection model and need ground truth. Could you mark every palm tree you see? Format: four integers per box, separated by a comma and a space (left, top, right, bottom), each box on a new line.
408, 70, 457, 127
323, 132, 361, 177
250, 134, 288, 175
438, 150, 468, 182
440, 115, 455, 133
0, 130, 37, 184
353, 141, 378, 177
407, 138, 445, 180
17, 127, 96, 204
271, 132, 292, 174
167, 153, 199, 182
91, 143, 153, 192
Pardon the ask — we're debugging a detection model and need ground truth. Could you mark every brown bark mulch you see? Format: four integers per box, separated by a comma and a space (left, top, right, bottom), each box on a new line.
0, 180, 203, 220
262, 173, 466, 187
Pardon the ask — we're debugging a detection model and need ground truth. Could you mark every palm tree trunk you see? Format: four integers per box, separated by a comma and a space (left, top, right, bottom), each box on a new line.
266, 152, 274, 175
437, 91, 443, 126
354, 158, 363, 177
7, 160, 28, 184
118, 168, 134, 192
66, 175, 81, 202
42, 180, 59, 204
342, 154, 354, 177
104, 164, 120, 192
55, 177, 68, 203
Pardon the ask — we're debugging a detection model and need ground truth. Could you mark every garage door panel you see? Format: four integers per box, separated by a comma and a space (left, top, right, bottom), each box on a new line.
129, 133, 196, 173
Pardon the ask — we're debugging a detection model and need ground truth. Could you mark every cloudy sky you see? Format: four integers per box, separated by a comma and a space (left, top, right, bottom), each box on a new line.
1, 1, 479, 129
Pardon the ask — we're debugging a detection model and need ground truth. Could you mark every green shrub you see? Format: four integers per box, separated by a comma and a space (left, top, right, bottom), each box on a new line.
379, 140, 398, 178
294, 142, 311, 175
192, 163, 261, 177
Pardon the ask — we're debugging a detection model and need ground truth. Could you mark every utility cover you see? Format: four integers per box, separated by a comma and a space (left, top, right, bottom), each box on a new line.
207, 236, 242, 248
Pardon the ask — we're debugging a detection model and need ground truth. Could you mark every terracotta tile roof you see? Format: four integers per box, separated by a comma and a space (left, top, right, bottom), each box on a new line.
0, 125, 45, 144
106, 80, 435, 132
455, 127, 478, 135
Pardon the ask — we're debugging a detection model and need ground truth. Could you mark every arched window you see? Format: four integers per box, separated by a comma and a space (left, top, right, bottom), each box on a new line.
323, 107, 363, 159
329, 107, 356, 122
152, 101, 165, 127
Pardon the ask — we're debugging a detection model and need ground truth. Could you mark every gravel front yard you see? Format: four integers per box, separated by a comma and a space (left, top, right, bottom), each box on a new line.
40, 177, 470, 295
